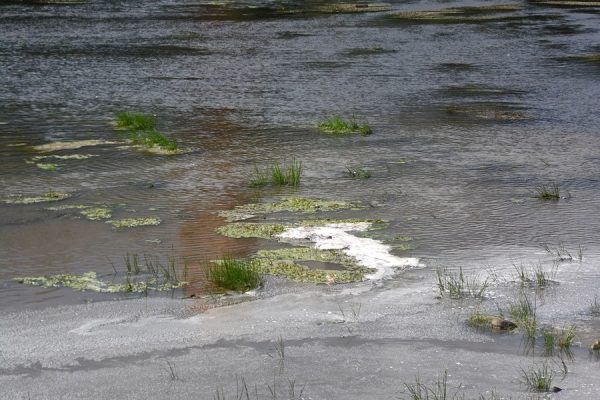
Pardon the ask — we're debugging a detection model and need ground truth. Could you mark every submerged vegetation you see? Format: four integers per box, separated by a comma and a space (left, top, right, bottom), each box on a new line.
3, 191, 70, 205
318, 116, 372, 135
14, 253, 186, 293
107, 217, 162, 228
520, 363, 556, 393
113, 111, 178, 152
436, 267, 489, 299
216, 222, 286, 239
218, 197, 358, 222
80, 207, 112, 220
249, 159, 303, 188
346, 166, 371, 179
533, 184, 560, 200
207, 257, 261, 292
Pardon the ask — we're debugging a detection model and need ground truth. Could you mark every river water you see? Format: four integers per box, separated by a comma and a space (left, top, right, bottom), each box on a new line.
1, 0, 599, 309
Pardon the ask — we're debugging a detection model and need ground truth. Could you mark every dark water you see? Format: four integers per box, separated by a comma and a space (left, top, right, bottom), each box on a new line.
1, 0, 600, 308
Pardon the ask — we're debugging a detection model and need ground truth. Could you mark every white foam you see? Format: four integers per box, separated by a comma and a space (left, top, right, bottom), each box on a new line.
277, 222, 421, 280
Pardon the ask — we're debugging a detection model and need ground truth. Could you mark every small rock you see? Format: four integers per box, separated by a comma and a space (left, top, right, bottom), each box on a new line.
490, 317, 517, 331
592, 340, 600, 351
551, 387, 562, 393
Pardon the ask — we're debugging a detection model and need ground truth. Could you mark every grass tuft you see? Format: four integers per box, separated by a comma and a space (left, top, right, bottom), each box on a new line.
271, 159, 302, 187
113, 111, 177, 151
508, 294, 537, 339
520, 363, 554, 392
513, 263, 556, 288
533, 184, 560, 201
346, 166, 371, 179
208, 257, 261, 292
318, 115, 372, 136
436, 267, 489, 299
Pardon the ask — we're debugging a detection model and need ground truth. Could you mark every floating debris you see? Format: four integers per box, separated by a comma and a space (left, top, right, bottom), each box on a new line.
46, 204, 89, 211
107, 217, 162, 228
3, 191, 70, 205
251, 258, 365, 283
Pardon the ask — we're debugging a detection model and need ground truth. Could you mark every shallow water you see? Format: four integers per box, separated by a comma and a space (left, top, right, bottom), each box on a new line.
1, 0, 600, 309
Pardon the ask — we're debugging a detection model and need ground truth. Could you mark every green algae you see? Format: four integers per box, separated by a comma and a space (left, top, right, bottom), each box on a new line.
32, 154, 96, 161
46, 204, 90, 211
36, 163, 58, 171
33, 140, 118, 152
3, 191, 70, 205
254, 247, 369, 274
80, 207, 112, 220
108, 217, 162, 228
216, 223, 287, 239
252, 258, 364, 283
218, 197, 358, 222
14, 271, 184, 293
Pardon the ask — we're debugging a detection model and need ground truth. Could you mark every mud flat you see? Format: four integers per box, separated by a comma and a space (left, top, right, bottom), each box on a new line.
2, 249, 600, 399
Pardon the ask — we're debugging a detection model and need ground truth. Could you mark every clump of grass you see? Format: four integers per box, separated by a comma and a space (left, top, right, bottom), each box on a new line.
533, 184, 560, 201
467, 310, 491, 329
271, 159, 302, 187
402, 370, 463, 400
558, 325, 576, 349
249, 165, 270, 188
436, 267, 489, 299
542, 330, 556, 355
208, 257, 261, 292
114, 111, 156, 131
346, 166, 371, 179
509, 294, 537, 339
318, 115, 372, 136
513, 263, 556, 288
520, 363, 554, 392
542, 243, 576, 262
113, 111, 177, 151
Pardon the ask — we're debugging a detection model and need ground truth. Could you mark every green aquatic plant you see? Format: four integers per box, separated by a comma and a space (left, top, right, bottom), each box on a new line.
252, 258, 364, 283
249, 165, 270, 188
520, 363, 555, 392
255, 247, 363, 271
216, 223, 287, 239
534, 184, 560, 200
3, 191, 70, 205
401, 370, 464, 400
271, 158, 302, 186
35, 163, 57, 171
318, 116, 372, 135
218, 197, 357, 222
32, 154, 95, 161
436, 267, 489, 299
80, 207, 112, 220
113, 111, 178, 152
114, 111, 156, 131
107, 217, 161, 228
208, 257, 261, 292
513, 263, 556, 288
129, 129, 178, 152
509, 294, 537, 339
346, 166, 371, 179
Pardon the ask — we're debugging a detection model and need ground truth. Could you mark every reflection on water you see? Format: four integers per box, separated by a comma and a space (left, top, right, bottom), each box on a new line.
1, 0, 600, 308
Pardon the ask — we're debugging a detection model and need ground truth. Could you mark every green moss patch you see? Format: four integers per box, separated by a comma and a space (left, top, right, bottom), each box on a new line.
14, 271, 184, 293
216, 223, 287, 239
108, 217, 161, 228
3, 191, 70, 205
219, 197, 358, 222
80, 207, 112, 220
